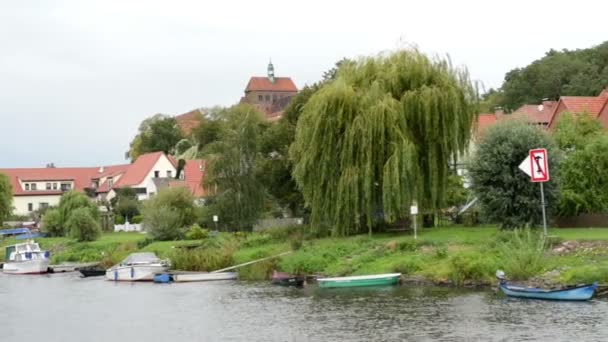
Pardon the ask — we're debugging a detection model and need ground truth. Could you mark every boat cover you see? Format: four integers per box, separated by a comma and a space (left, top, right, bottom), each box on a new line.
121, 253, 160, 265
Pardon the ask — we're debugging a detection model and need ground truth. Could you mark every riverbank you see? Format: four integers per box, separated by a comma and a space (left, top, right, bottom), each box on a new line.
3, 226, 608, 286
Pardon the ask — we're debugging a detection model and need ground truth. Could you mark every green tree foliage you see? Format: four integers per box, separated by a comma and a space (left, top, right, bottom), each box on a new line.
203, 104, 267, 231
499, 41, 608, 110
558, 135, 608, 216
0, 173, 12, 223
110, 187, 139, 221
141, 187, 196, 240
57, 191, 100, 236
469, 121, 559, 229
66, 207, 101, 242
553, 112, 603, 152
291, 50, 478, 236
127, 115, 184, 161
193, 118, 224, 151
42, 208, 62, 236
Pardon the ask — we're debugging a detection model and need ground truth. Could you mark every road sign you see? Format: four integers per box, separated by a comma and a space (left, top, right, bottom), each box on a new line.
529, 148, 549, 182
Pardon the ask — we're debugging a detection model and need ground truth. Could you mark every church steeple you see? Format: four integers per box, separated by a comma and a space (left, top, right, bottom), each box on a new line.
267, 59, 275, 83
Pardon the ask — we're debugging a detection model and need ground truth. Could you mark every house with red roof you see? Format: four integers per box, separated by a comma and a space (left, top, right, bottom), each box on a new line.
240, 61, 298, 119
510, 100, 557, 128
548, 89, 608, 129
0, 152, 207, 215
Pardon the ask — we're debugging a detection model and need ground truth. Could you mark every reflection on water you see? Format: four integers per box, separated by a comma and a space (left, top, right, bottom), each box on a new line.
1, 273, 607, 341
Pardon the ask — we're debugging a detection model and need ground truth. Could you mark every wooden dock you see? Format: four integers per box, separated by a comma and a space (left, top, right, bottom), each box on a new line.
48, 262, 100, 273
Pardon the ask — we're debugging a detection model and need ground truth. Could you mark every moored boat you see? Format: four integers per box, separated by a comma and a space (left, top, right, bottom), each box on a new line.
3, 240, 50, 274
79, 267, 106, 277
317, 273, 401, 288
271, 270, 305, 287
172, 271, 238, 282
106, 253, 170, 281
496, 270, 597, 301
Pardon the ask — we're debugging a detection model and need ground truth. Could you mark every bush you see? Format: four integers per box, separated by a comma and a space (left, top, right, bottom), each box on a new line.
496, 229, 546, 280
398, 240, 420, 252
114, 215, 125, 225
131, 215, 143, 224
290, 232, 303, 251
392, 257, 424, 275
42, 208, 63, 237
185, 224, 209, 240
66, 207, 101, 242
448, 251, 496, 286
170, 246, 234, 272
143, 205, 185, 241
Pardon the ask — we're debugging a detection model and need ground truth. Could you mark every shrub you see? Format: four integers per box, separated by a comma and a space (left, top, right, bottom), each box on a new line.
496, 229, 546, 280
114, 215, 125, 225
448, 251, 496, 286
42, 208, 63, 237
398, 240, 420, 252
131, 215, 143, 224
137, 237, 154, 249
66, 207, 101, 242
185, 224, 209, 240
392, 257, 424, 275
290, 232, 303, 251
170, 246, 234, 272
143, 205, 185, 241
434, 246, 448, 259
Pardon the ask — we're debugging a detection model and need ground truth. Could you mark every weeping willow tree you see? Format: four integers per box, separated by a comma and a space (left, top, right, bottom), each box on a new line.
290, 49, 478, 236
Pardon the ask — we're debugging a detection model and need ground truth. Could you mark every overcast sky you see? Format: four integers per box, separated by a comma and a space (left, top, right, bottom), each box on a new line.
1, 0, 606, 168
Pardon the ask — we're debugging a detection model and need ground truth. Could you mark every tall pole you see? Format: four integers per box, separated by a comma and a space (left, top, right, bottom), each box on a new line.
413, 214, 417, 240
540, 182, 547, 236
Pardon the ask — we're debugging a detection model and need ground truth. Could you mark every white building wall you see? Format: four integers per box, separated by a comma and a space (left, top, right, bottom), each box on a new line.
12, 195, 62, 215
134, 154, 176, 200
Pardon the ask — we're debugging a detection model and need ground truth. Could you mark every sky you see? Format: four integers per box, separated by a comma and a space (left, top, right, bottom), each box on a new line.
1, 0, 607, 168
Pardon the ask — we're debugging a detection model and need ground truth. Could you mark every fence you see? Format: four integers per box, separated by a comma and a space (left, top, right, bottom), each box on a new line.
114, 222, 144, 232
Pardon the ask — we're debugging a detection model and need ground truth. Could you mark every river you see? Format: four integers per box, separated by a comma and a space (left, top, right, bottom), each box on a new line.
1, 273, 607, 341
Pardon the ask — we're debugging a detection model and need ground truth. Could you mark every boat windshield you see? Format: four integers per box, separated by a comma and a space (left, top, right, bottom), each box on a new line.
121, 253, 160, 265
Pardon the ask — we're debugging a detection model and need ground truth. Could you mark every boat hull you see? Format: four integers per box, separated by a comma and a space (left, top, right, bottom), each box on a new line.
172, 272, 238, 282
318, 273, 401, 288
271, 271, 305, 287
499, 282, 597, 301
106, 265, 169, 281
3, 259, 50, 274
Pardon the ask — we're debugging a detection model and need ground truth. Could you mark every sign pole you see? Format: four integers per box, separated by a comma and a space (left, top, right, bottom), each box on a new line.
410, 204, 418, 240
540, 182, 547, 236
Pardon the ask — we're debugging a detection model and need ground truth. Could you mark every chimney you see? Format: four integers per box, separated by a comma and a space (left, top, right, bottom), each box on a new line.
99, 166, 105, 173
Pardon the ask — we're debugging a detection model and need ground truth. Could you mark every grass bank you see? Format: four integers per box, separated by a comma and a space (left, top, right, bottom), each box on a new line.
4, 227, 608, 286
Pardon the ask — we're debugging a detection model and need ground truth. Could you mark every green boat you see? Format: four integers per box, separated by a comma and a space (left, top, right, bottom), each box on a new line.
317, 273, 401, 288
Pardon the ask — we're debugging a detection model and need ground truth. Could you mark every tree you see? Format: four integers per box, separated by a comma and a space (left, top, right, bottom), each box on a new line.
291, 49, 478, 236
553, 112, 603, 152
66, 207, 101, 242
0, 172, 12, 223
111, 187, 139, 221
42, 208, 62, 236
469, 120, 560, 229
498, 41, 608, 110
141, 186, 196, 240
203, 104, 267, 231
193, 118, 224, 152
558, 135, 608, 216
127, 115, 184, 161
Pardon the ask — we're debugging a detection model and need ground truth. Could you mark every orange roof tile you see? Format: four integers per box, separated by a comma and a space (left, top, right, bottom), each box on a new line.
175, 109, 203, 136
475, 113, 497, 136
560, 97, 606, 116
245, 77, 297, 92
511, 101, 556, 124
112, 152, 165, 188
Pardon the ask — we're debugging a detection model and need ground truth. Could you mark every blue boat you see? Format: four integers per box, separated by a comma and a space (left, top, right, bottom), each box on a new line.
497, 270, 597, 301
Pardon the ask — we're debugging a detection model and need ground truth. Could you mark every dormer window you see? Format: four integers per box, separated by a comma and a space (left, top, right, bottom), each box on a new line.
31, 183, 37, 191
25, 183, 30, 191
46, 183, 51, 190
108, 178, 114, 188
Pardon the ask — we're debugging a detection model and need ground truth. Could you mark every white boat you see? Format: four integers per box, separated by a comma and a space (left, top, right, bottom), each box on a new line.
106, 252, 170, 281
3, 240, 50, 274
172, 271, 238, 282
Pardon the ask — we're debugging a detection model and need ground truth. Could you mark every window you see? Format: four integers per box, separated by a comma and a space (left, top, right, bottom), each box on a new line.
108, 178, 114, 188
272, 94, 277, 102
154, 171, 160, 178
60, 183, 71, 191
46, 183, 51, 190
265, 95, 270, 102
53, 183, 58, 190
31, 183, 37, 191
25, 183, 30, 191
39, 203, 49, 210
27, 203, 33, 212
258, 95, 263, 101
167, 170, 172, 178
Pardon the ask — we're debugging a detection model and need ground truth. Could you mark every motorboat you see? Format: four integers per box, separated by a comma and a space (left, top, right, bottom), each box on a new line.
3, 240, 50, 274
106, 252, 170, 281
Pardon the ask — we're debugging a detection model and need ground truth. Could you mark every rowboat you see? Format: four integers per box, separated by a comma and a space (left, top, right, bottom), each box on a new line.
271, 270, 305, 287
496, 270, 597, 301
317, 273, 401, 288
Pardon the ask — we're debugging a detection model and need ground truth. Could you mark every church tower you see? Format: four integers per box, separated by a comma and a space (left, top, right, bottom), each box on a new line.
267, 59, 275, 83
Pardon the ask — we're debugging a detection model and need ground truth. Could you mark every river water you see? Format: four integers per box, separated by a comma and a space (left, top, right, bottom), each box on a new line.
1, 273, 607, 342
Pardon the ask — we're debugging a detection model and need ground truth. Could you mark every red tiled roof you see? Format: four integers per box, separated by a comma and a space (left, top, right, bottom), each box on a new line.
560, 97, 606, 116
113, 152, 165, 188
245, 77, 297, 92
164, 160, 206, 197
511, 101, 556, 124
475, 113, 497, 136
175, 109, 203, 136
